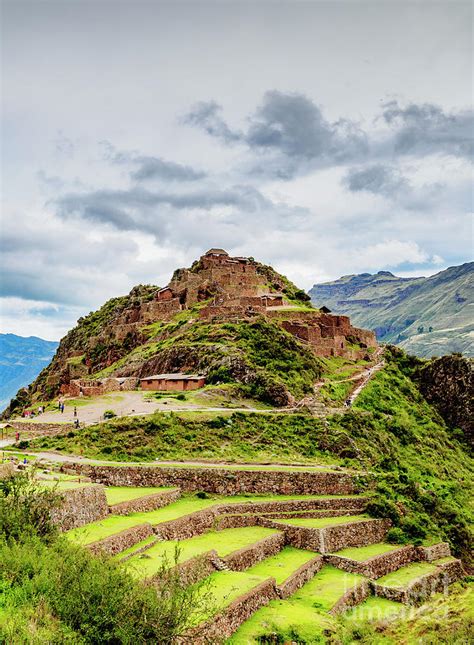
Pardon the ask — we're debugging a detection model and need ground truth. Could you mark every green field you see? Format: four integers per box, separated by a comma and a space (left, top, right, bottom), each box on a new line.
245, 547, 318, 584
104, 486, 176, 505
126, 527, 281, 578
229, 565, 365, 643
331, 543, 402, 561
274, 514, 370, 529
376, 562, 438, 588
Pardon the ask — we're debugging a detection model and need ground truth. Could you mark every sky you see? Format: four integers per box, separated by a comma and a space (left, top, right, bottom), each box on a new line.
1, 0, 472, 340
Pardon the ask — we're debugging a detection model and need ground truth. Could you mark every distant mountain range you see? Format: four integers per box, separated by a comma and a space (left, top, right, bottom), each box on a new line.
0, 334, 58, 410
309, 262, 473, 358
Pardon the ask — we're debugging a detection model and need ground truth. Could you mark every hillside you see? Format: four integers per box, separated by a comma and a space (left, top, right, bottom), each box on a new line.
0, 334, 58, 411
309, 263, 474, 358
5, 249, 376, 415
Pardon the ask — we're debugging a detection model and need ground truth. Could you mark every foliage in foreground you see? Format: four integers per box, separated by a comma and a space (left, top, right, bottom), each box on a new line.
0, 473, 214, 644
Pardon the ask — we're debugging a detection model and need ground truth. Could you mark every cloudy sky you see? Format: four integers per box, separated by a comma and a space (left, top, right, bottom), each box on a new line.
1, 0, 472, 340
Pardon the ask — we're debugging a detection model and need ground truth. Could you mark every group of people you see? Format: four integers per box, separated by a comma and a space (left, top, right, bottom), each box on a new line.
22, 405, 45, 418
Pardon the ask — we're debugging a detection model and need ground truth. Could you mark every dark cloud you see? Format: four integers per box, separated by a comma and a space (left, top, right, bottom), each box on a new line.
100, 141, 206, 182
55, 184, 272, 235
182, 101, 242, 144
380, 100, 474, 159
184, 92, 473, 179
184, 91, 367, 174
344, 164, 408, 197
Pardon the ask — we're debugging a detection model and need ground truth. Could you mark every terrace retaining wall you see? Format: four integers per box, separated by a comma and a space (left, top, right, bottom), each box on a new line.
278, 555, 323, 599
222, 533, 285, 571
215, 497, 367, 514
87, 522, 154, 556
108, 488, 181, 515
151, 550, 219, 587
329, 580, 371, 615
417, 542, 451, 562
373, 568, 450, 605
325, 545, 417, 579
51, 484, 109, 531
186, 578, 277, 644
61, 463, 358, 496
153, 508, 219, 540
437, 558, 464, 582
261, 518, 391, 553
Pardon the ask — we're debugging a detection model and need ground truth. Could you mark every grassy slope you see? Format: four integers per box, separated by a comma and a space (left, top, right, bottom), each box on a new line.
26, 350, 473, 562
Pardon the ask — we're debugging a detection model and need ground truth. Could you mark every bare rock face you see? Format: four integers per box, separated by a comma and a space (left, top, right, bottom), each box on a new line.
419, 355, 473, 445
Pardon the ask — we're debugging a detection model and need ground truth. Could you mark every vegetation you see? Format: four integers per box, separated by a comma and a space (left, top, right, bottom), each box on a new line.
27, 348, 474, 565
0, 472, 216, 644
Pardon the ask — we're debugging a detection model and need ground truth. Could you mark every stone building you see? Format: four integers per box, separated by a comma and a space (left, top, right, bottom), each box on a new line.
140, 373, 206, 392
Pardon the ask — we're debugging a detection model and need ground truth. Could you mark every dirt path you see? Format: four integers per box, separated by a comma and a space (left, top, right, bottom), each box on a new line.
19, 392, 276, 427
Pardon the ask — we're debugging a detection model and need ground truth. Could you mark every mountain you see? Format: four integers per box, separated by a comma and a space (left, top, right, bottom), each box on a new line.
309, 262, 474, 358
0, 334, 58, 411
5, 248, 376, 415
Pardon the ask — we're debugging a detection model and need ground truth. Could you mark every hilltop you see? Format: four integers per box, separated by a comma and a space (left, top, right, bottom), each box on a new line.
0, 334, 58, 411
309, 262, 473, 357
6, 249, 377, 414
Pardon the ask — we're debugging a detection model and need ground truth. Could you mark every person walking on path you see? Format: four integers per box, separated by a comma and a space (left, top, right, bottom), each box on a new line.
74, 406, 77, 417
60, 403, 65, 414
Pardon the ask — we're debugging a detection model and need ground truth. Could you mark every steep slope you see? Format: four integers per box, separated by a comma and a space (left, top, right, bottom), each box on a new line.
309, 263, 474, 357
5, 250, 376, 415
0, 334, 58, 411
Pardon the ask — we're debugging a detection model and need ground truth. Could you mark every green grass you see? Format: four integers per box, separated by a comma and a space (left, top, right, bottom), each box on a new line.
125, 527, 281, 578
104, 486, 176, 505
433, 556, 458, 565
116, 535, 157, 559
376, 562, 438, 588
246, 547, 318, 584
345, 596, 403, 621
331, 543, 403, 561
229, 565, 365, 643
67, 493, 338, 545
39, 480, 92, 491
192, 571, 268, 624
274, 514, 370, 529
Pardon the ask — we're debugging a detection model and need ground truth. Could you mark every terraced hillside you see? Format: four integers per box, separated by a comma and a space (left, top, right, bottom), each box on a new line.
309, 262, 474, 357
34, 473, 465, 643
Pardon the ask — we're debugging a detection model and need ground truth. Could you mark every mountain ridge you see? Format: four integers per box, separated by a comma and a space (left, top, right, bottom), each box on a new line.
309, 262, 473, 357
0, 334, 58, 411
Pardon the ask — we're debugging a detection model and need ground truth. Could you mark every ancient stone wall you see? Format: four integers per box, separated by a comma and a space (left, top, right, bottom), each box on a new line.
187, 578, 277, 645
222, 533, 285, 571
329, 580, 371, 615
87, 523, 154, 556
278, 555, 323, 599
62, 463, 358, 496
108, 487, 181, 515
153, 508, 219, 540
261, 518, 391, 553
50, 484, 109, 532
373, 568, 449, 605
325, 545, 417, 579
7, 421, 75, 435
321, 519, 391, 553
417, 542, 451, 562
